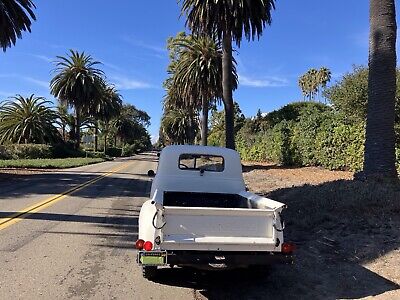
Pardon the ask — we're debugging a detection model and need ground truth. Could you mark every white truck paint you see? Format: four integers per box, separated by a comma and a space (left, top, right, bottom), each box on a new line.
137, 145, 292, 278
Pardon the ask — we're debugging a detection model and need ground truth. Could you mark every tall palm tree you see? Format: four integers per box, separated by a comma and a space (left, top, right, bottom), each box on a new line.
0, 94, 59, 144
173, 34, 238, 146
0, 0, 36, 51
50, 50, 104, 149
363, 0, 398, 179
91, 84, 122, 152
181, 0, 276, 149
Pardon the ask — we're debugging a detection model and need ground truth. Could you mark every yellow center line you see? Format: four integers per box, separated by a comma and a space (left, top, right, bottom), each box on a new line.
0, 161, 133, 231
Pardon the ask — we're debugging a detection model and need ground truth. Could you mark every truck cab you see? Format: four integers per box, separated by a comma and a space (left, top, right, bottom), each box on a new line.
136, 145, 294, 279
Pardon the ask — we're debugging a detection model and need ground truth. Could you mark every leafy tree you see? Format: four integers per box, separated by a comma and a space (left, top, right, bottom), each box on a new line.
111, 104, 150, 146
50, 50, 104, 149
324, 66, 400, 124
363, 0, 398, 179
0, 0, 36, 51
208, 102, 245, 147
0, 95, 60, 144
181, 0, 276, 149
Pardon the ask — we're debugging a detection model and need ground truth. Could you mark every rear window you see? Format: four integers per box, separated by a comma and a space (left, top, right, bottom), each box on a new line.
179, 154, 224, 172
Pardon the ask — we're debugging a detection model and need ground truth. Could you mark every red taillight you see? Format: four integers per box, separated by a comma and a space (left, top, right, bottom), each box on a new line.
135, 239, 145, 250
143, 241, 153, 251
282, 242, 296, 254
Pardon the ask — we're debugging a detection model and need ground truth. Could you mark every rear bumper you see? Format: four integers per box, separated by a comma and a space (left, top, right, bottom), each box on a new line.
165, 250, 293, 266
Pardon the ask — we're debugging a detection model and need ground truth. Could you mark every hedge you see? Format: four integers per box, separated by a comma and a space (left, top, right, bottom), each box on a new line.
0, 144, 53, 160
237, 107, 387, 172
0, 143, 106, 160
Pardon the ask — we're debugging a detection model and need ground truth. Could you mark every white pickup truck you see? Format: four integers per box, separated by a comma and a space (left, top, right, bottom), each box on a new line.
136, 145, 294, 279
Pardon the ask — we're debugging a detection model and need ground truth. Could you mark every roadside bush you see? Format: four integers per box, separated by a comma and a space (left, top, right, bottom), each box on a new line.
236, 105, 368, 172
237, 121, 294, 165
106, 147, 122, 157
121, 144, 137, 157
51, 142, 84, 158
85, 151, 107, 159
265, 101, 331, 127
290, 107, 334, 166
315, 122, 365, 171
0, 145, 10, 159
0, 144, 53, 159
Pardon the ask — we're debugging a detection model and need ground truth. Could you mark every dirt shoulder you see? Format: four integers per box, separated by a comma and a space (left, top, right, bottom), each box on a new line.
242, 161, 400, 299
243, 161, 353, 194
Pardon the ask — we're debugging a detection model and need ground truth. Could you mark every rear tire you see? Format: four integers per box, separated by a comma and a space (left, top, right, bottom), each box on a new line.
142, 266, 157, 280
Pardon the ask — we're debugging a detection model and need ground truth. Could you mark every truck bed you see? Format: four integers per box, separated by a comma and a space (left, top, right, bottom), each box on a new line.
160, 193, 280, 252
163, 191, 250, 208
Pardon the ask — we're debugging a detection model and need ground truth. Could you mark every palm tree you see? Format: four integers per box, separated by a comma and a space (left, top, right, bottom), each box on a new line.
91, 84, 122, 152
56, 102, 72, 141
0, 94, 59, 144
173, 34, 237, 146
0, 0, 36, 51
363, 0, 398, 179
161, 107, 199, 145
181, 0, 276, 149
298, 68, 331, 102
50, 50, 104, 149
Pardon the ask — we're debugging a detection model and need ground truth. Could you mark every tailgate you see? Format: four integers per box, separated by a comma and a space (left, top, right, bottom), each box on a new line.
160, 206, 279, 252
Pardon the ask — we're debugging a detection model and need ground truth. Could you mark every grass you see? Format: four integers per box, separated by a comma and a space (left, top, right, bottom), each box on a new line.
0, 157, 105, 169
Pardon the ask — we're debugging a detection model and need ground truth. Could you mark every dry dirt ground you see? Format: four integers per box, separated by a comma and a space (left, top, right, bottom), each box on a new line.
240, 162, 400, 299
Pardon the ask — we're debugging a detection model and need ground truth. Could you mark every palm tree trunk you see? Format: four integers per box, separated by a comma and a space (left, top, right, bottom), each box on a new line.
222, 31, 235, 150
104, 122, 108, 153
364, 0, 398, 179
201, 96, 208, 146
74, 106, 81, 150
94, 121, 99, 152
62, 125, 66, 142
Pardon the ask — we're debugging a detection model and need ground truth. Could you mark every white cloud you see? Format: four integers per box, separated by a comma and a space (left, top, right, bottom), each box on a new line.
0, 74, 49, 89
23, 76, 49, 88
30, 54, 53, 63
109, 75, 155, 90
122, 36, 166, 53
239, 74, 288, 88
102, 61, 122, 72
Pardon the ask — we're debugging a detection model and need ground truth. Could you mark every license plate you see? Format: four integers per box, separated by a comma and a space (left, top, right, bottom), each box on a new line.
138, 251, 167, 266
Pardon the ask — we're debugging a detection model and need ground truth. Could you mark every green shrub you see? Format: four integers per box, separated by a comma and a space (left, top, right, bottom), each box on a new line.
106, 147, 122, 157
237, 121, 294, 165
236, 106, 369, 172
51, 142, 85, 158
85, 151, 107, 159
315, 122, 365, 171
121, 144, 137, 157
0, 144, 53, 159
265, 101, 331, 127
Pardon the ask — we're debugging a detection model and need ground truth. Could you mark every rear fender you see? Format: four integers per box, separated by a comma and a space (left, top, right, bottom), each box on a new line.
138, 190, 164, 248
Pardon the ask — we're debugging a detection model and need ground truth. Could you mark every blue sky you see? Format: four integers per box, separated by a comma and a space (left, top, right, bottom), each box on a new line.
0, 1, 398, 141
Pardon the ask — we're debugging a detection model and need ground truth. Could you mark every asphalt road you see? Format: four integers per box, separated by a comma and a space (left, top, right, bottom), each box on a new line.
0, 153, 202, 300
